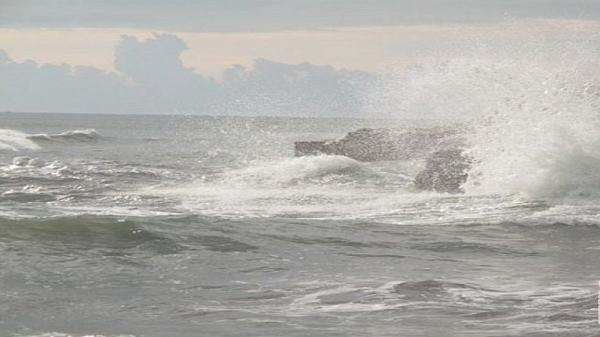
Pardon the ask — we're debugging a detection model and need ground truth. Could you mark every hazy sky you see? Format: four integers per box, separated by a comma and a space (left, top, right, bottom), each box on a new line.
1, 1, 599, 115
3, 1, 600, 31
2, 0, 600, 75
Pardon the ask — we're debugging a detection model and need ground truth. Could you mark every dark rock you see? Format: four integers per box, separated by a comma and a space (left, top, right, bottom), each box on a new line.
295, 127, 458, 161
294, 140, 340, 157
294, 127, 472, 193
414, 149, 471, 194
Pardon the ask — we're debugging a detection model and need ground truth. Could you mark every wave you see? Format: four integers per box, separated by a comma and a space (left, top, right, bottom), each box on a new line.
220, 155, 379, 187
28, 128, 101, 142
147, 155, 422, 218
288, 278, 596, 326
0, 129, 40, 151
0, 128, 102, 152
0, 215, 185, 253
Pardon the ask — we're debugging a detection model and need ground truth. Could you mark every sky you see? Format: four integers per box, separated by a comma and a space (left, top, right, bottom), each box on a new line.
3, 1, 600, 30
1, 0, 600, 115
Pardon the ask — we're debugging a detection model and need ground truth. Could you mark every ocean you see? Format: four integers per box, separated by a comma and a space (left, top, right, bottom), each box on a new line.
1, 112, 599, 337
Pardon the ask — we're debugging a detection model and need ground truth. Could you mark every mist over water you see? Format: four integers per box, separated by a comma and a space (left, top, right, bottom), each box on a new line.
2, 34, 600, 337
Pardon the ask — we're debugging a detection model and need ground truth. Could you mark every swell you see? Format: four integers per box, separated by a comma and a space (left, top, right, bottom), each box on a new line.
0, 214, 261, 254
0, 215, 184, 254
290, 278, 597, 327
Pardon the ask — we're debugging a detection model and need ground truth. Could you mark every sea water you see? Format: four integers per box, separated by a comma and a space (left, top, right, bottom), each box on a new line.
1, 110, 599, 337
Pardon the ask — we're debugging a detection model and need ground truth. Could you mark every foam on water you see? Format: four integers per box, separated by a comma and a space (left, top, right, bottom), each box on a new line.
1, 156, 72, 178
148, 155, 423, 218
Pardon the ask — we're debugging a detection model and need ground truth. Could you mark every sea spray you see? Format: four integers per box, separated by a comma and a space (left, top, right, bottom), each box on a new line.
462, 60, 600, 199
368, 37, 600, 200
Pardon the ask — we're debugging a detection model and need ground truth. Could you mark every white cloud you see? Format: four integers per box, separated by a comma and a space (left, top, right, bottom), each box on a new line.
2, 19, 599, 116
0, 34, 375, 116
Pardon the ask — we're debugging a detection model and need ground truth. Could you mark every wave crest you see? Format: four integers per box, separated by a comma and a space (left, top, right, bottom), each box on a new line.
0, 128, 102, 152
0, 129, 40, 151
28, 128, 101, 142
221, 155, 378, 186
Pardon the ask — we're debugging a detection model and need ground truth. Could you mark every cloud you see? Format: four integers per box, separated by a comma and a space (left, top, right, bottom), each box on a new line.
0, 58, 126, 113
220, 59, 376, 116
0, 33, 375, 116
3, 1, 600, 32
113, 33, 219, 113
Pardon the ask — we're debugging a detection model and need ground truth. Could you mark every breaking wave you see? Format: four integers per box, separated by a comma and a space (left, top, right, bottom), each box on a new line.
220, 155, 379, 186
0, 129, 40, 151
148, 155, 416, 218
0, 128, 101, 151
28, 128, 101, 142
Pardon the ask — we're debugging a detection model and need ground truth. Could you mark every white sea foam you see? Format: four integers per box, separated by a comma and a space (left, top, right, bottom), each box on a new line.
147, 155, 426, 218
28, 128, 101, 142
0, 129, 40, 151
220, 155, 378, 186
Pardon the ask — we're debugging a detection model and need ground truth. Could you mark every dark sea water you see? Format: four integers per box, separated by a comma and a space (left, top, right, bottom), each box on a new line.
1, 112, 599, 337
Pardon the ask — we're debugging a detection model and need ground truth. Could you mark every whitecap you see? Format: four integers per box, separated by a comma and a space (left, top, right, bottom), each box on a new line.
0, 129, 40, 151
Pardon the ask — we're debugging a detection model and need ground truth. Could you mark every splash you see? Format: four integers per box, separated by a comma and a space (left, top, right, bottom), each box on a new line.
461, 59, 600, 199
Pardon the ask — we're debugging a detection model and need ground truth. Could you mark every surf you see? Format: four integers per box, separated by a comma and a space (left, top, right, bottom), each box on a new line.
0, 129, 40, 151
